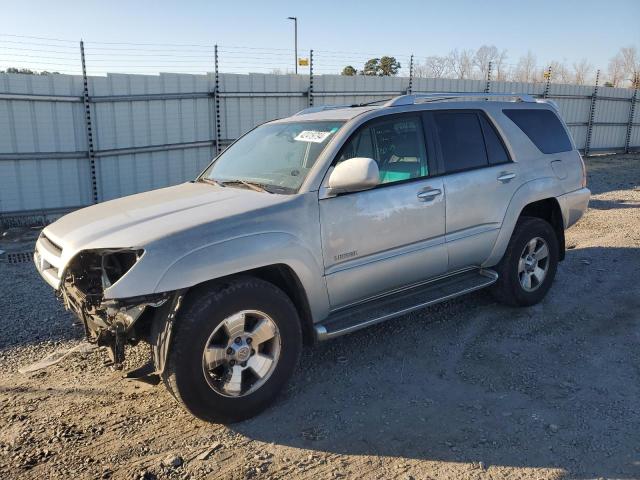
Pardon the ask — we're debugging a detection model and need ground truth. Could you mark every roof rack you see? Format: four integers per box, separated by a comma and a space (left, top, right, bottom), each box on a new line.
293, 92, 553, 116
294, 105, 352, 116
384, 92, 537, 107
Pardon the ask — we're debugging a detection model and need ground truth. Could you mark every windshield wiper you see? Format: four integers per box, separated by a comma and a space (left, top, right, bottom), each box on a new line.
197, 177, 225, 187
220, 180, 273, 193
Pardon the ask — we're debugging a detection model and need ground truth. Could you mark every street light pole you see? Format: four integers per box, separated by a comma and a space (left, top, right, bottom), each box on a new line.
287, 16, 298, 74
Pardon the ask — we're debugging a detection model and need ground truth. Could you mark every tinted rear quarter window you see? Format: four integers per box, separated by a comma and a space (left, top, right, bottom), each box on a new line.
503, 109, 572, 154
479, 115, 510, 165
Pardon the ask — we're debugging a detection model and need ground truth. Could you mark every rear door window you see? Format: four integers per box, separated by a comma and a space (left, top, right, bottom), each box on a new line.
434, 112, 488, 173
503, 109, 572, 154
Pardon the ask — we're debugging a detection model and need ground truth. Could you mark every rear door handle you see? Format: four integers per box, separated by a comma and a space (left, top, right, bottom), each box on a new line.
417, 188, 442, 201
497, 172, 516, 183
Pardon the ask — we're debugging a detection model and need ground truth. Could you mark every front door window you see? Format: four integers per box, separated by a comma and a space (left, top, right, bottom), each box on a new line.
337, 116, 428, 185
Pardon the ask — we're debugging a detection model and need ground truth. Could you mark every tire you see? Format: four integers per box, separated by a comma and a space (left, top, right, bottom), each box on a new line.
491, 216, 559, 307
162, 276, 302, 423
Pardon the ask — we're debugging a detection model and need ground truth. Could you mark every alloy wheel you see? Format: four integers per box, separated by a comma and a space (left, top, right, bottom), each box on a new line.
201, 310, 281, 397
517, 237, 550, 292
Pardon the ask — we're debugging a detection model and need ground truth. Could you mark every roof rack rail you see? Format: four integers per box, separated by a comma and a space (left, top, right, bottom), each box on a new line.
384, 92, 536, 107
294, 105, 351, 116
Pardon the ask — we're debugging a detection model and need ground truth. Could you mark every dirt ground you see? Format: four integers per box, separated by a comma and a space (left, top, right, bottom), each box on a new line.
1, 154, 639, 480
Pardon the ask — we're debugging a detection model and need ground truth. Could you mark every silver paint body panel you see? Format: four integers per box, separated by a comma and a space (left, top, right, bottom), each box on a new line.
35, 99, 590, 326
320, 177, 447, 308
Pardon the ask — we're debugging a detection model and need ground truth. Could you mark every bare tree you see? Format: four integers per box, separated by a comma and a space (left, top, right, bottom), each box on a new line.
548, 60, 572, 84
607, 53, 625, 87
474, 45, 507, 80
514, 51, 537, 83
449, 49, 474, 79
493, 49, 509, 81
619, 46, 639, 85
414, 55, 450, 78
348, 44, 640, 87
572, 58, 593, 85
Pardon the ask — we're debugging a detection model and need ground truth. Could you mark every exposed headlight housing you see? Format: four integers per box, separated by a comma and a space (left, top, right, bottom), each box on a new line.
64, 248, 144, 299
100, 249, 145, 288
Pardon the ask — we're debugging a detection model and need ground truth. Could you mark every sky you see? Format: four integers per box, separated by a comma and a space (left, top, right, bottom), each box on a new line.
1, 0, 639, 76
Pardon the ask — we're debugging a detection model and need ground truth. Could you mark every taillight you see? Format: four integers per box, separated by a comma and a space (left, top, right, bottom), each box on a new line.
579, 153, 587, 188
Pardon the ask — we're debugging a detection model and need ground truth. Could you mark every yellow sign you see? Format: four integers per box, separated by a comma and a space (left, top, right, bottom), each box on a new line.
298, 58, 309, 66
543, 71, 551, 79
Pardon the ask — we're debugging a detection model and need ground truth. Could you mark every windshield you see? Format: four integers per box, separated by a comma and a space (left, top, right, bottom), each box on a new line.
201, 120, 344, 193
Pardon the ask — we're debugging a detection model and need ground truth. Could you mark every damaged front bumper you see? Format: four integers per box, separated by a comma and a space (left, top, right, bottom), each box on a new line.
60, 283, 170, 365
34, 235, 183, 371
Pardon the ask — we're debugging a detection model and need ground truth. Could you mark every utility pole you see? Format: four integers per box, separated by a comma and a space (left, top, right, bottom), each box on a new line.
287, 16, 298, 74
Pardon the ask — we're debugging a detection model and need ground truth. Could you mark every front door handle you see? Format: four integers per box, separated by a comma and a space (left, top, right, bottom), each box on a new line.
417, 188, 442, 201
497, 172, 516, 183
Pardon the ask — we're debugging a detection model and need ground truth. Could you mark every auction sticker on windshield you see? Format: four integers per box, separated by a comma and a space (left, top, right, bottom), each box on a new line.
294, 130, 333, 143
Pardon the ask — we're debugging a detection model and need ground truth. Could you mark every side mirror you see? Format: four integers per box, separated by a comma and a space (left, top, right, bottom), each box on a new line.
327, 157, 379, 194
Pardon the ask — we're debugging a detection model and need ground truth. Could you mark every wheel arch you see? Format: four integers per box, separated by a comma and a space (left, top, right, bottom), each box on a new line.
519, 198, 565, 261
483, 178, 566, 267
171, 264, 316, 347
234, 264, 316, 346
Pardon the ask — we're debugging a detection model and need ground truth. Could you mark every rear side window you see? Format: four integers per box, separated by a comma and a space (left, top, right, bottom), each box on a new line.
434, 112, 488, 172
503, 109, 572, 154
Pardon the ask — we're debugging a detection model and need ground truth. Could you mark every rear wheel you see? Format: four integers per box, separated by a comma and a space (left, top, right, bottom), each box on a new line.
491, 217, 559, 306
162, 277, 302, 423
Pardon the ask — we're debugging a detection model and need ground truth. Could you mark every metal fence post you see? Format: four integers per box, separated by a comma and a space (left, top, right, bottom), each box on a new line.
214, 44, 222, 155
309, 49, 314, 107
80, 40, 98, 204
408, 54, 414, 94
543, 66, 552, 99
624, 73, 638, 154
484, 61, 492, 94
584, 69, 600, 156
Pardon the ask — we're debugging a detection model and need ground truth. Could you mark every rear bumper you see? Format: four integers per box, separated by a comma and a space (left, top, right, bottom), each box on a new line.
557, 188, 590, 229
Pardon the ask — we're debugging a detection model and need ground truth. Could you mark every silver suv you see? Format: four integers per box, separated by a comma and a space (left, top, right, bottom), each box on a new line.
34, 93, 590, 422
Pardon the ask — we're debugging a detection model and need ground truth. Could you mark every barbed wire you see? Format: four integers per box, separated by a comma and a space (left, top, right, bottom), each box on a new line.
0, 33, 77, 43
0, 33, 623, 86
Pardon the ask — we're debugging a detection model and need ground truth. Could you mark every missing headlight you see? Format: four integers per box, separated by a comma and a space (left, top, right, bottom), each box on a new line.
101, 249, 144, 287
64, 248, 144, 300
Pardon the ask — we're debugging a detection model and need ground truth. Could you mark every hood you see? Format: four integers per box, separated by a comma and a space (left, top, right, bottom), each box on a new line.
44, 182, 291, 253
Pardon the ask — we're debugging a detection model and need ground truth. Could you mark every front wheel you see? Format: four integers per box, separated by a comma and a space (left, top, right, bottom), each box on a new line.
162, 277, 302, 423
491, 216, 559, 306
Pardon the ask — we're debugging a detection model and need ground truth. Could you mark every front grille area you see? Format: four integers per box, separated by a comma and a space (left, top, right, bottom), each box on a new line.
34, 231, 63, 288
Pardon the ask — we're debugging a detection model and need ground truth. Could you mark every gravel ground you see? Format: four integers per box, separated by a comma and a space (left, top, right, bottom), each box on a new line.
1, 153, 639, 480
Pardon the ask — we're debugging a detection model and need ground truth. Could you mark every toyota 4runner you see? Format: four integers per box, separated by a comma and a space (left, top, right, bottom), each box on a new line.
34, 92, 590, 422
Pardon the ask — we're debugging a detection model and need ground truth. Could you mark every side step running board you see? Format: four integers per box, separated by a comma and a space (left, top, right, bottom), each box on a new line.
315, 269, 498, 341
